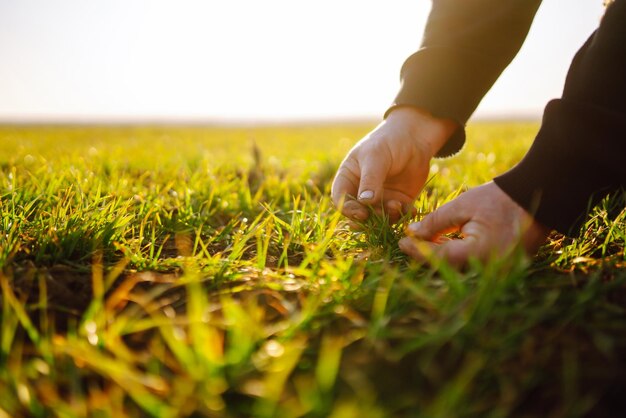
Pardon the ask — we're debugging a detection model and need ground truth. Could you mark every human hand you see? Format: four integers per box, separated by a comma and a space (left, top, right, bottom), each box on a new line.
331, 107, 457, 223
399, 182, 551, 267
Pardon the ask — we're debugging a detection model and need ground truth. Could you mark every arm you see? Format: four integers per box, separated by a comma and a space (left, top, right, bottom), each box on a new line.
332, 0, 542, 222
401, 1, 626, 266
494, 0, 626, 234
390, 0, 542, 156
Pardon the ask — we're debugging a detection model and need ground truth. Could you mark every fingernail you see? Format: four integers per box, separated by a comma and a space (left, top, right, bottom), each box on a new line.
407, 222, 421, 235
358, 190, 374, 201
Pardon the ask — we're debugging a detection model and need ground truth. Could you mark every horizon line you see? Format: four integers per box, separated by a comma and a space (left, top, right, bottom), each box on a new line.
0, 112, 542, 126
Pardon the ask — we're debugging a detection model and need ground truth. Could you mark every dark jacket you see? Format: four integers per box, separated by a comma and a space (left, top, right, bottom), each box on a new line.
388, 0, 626, 234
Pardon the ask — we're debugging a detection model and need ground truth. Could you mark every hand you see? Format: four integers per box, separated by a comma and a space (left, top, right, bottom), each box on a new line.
399, 182, 551, 267
331, 107, 457, 223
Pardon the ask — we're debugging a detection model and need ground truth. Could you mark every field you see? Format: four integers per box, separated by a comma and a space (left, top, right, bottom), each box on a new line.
0, 122, 625, 417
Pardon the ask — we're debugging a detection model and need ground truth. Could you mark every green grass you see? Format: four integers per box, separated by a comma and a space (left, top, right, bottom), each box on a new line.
0, 122, 625, 417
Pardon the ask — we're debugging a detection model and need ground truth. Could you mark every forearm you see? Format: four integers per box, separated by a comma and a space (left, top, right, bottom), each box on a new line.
495, 1, 626, 234
388, 0, 542, 156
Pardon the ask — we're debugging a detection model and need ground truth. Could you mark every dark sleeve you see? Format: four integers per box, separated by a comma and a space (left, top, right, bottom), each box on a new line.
386, 0, 542, 157
494, 1, 626, 235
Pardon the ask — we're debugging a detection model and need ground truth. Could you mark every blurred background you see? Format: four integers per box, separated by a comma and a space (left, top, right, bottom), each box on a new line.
0, 0, 604, 124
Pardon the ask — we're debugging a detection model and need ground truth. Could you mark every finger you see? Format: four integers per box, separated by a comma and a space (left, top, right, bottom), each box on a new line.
385, 199, 417, 220
366, 195, 416, 224
434, 236, 480, 268
345, 219, 364, 231
402, 202, 418, 218
384, 200, 402, 223
399, 236, 479, 268
367, 202, 402, 224
357, 153, 391, 205
398, 237, 437, 262
331, 168, 369, 221
387, 200, 417, 224
406, 200, 469, 240
331, 167, 358, 206
406, 224, 461, 240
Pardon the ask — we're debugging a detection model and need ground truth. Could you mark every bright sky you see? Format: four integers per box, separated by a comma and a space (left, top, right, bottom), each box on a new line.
0, 0, 605, 123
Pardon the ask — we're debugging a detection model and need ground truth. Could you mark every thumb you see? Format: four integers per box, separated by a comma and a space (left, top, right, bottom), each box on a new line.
407, 199, 469, 240
357, 154, 390, 204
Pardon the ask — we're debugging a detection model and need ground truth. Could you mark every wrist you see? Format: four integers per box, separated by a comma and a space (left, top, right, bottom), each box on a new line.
386, 106, 457, 158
